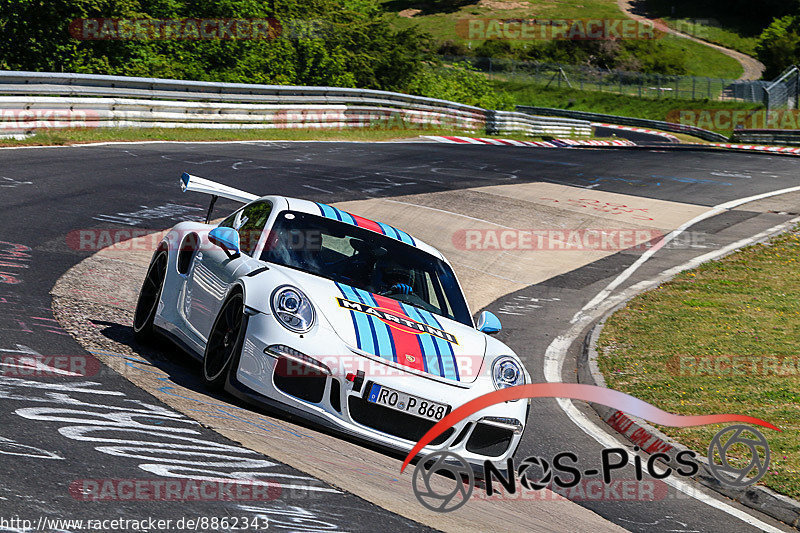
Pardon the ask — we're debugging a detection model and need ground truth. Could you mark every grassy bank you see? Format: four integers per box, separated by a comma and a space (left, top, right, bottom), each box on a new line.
0, 127, 463, 147
597, 228, 800, 499
0, 126, 617, 148
661, 18, 759, 56
379, 0, 744, 79
645, 0, 766, 57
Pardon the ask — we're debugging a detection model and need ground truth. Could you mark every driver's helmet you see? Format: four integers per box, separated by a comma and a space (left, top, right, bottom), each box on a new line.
379, 262, 414, 292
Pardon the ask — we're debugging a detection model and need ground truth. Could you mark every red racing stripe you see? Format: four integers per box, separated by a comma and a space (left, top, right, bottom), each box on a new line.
371, 294, 426, 373
350, 214, 385, 235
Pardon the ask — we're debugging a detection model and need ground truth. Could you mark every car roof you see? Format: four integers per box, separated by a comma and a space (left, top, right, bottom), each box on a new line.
262, 195, 446, 260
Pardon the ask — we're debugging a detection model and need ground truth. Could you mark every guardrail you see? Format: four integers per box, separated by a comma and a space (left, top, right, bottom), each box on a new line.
730, 129, 800, 146
488, 110, 591, 137
516, 105, 729, 142
0, 71, 591, 138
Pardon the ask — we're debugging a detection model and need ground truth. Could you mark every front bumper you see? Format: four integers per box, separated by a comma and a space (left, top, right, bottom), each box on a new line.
230, 311, 528, 467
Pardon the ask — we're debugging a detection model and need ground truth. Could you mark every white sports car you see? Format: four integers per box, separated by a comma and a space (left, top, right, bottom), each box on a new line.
133, 173, 530, 467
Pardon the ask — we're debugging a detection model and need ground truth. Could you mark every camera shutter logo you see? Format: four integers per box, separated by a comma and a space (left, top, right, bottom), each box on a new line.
517, 456, 552, 490
412, 451, 474, 512
707, 425, 770, 487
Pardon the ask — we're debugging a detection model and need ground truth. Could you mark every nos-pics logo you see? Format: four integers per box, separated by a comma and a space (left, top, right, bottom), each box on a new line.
412, 425, 770, 512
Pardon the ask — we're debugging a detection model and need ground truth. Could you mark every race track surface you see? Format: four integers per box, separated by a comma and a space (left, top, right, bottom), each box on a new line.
1, 141, 798, 532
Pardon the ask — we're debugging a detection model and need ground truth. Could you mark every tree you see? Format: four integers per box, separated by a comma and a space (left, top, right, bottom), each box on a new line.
756, 16, 800, 79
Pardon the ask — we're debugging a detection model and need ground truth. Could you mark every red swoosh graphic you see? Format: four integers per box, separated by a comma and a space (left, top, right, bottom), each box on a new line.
400, 383, 779, 473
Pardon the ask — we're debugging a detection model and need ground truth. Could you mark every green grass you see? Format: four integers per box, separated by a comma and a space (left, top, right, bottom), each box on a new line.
0, 126, 608, 147
0, 126, 462, 146
380, 0, 621, 40
660, 34, 743, 78
662, 18, 759, 56
378, 0, 744, 79
597, 228, 800, 499
494, 79, 762, 135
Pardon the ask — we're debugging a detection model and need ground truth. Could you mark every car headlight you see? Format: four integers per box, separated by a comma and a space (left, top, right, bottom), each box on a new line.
271, 286, 315, 333
492, 356, 525, 390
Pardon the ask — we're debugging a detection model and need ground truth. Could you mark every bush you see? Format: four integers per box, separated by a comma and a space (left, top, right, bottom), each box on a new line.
406, 63, 513, 110
756, 16, 800, 78
463, 39, 688, 75
0, 0, 433, 90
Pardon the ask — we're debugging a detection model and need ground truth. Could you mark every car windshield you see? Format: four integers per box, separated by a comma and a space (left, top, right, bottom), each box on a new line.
261, 210, 472, 326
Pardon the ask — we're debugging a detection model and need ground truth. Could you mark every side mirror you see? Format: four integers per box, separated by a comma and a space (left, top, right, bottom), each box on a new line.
476, 311, 502, 334
208, 226, 241, 258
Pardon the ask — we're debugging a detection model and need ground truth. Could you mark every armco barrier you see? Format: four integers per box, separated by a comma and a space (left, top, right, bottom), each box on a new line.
487, 110, 591, 137
0, 71, 591, 137
731, 129, 800, 146
516, 105, 729, 142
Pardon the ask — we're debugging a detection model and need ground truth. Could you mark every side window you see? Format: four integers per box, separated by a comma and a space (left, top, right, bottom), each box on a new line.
218, 210, 240, 229
237, 201, 273, 255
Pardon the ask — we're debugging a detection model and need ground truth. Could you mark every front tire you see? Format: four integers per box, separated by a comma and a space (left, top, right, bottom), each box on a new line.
203, 291, 246, 390
133, 250, 168, 342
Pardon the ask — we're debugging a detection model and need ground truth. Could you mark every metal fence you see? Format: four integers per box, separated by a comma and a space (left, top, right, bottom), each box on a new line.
442, 56, 758, 102
731, 129, 800, 146
764, 66, 800, 112
0, 70, 592, 138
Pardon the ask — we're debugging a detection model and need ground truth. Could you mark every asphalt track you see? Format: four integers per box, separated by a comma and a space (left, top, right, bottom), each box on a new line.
1, 140, 799, 532
592, 126, 674, 144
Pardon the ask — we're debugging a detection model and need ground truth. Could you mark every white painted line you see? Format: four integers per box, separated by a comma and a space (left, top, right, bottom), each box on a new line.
573, 184, 800, 322
555, 397, 786, 533
542, 199, 800, 531
302, 184, 334, 194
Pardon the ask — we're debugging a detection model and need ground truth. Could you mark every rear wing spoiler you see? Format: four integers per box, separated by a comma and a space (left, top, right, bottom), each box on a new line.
180, 173, 259, 204
180, 172, 260, 223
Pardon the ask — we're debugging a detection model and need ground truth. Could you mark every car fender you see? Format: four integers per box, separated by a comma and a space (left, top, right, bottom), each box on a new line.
236, 274, 272, 315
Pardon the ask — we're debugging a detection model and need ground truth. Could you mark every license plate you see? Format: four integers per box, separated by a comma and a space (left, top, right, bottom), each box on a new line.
366, 383, 449, 422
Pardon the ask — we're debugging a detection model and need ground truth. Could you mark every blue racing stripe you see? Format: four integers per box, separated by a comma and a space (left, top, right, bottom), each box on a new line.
337, 283, 377, 356
377, 221, 399, 240
393, 227, 416, 246
334, 282, 363, 351
316, 202, 340, 221
401, 303, 443, 378
331, 206, 356, 225
316, 202, 417, 248
354, 288, 396, 362
417, 310, 459, 381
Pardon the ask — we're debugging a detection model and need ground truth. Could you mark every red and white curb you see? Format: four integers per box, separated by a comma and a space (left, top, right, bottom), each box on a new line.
591, 123, 680, 143
423, 135, 636, 147
705, 142, 800, 155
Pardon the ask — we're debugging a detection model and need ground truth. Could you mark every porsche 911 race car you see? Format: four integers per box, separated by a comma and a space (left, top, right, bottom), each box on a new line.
133, 173, 530, 466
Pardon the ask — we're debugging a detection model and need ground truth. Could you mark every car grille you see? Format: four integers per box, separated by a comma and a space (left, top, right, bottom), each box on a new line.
466, 422, 513, 457
273, 357, 327, 404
